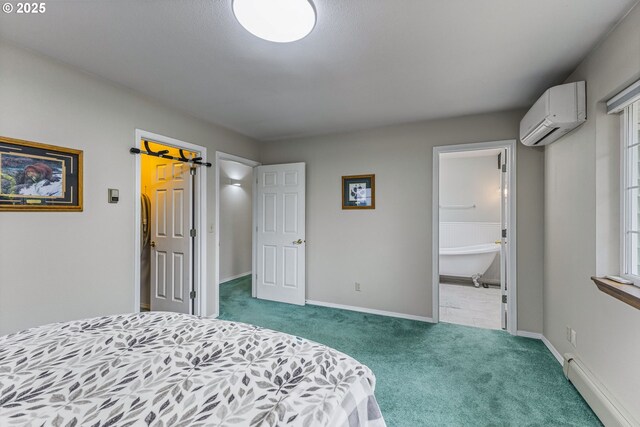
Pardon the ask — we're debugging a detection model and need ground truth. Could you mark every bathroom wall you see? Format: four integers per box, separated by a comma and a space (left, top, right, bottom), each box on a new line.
439, 153, 502, 223
219, 160, 254, 282
439, 152, 502, 282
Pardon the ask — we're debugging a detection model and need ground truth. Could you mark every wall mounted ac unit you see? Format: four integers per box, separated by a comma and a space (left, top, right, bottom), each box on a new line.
520, 81, 586, 146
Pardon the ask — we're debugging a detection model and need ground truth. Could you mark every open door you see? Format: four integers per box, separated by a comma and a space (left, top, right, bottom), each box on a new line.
499, 149, 508, 330
150, 160, 193, 314
255, 163, 306, 305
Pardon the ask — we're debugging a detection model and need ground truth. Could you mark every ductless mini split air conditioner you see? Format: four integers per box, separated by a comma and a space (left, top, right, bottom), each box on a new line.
520, 81, 586, 146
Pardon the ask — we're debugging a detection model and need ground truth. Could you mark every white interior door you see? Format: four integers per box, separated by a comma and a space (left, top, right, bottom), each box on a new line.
499, 150, 508, 330
255, 163, 306, 305
150, 160, 192, 313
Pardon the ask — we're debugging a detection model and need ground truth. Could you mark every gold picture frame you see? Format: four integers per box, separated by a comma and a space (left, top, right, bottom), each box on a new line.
0, 136, 83, 212
342, 174, 375, 209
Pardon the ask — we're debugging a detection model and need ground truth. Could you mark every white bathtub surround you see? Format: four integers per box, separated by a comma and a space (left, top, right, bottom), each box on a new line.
439, 243, 501, 287
439, 283, 502, 330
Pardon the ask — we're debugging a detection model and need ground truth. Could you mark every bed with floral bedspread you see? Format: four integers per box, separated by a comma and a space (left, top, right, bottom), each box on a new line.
0, 312, 386, 427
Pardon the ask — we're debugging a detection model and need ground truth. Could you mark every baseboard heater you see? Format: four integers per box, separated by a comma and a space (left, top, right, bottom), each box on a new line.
563, 354, 636, 426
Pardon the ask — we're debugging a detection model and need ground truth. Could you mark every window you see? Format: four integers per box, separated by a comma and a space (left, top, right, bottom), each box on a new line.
622, 99, 640, 284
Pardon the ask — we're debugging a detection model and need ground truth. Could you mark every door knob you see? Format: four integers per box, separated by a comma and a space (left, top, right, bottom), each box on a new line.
292, 239, 305, 245
150, 241, 156, 248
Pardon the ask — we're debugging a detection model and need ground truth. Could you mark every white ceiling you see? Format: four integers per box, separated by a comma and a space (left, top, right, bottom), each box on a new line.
0, 0, 636, 141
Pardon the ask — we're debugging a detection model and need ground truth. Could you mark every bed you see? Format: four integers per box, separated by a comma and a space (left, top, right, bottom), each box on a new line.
0, 312, 386, 427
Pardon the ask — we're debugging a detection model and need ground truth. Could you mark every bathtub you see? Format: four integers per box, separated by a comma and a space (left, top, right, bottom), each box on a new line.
439, 243, 500, 286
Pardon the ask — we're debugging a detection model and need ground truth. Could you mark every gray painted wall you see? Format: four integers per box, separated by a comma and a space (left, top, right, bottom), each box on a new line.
544, 4, 640, 421
260, 111, 545, 332
0, 41, 260, 335
219, 160, 253, 281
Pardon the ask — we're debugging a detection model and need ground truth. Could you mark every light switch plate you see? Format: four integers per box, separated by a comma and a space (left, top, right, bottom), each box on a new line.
108, 188, 119, 204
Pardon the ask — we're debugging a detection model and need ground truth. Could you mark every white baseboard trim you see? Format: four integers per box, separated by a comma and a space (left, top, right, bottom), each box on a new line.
517, 330, 563, 364
306, 299, 434, 323
541, 335, 563, 365
516, 330, 542, 339
220, 271, 252, 284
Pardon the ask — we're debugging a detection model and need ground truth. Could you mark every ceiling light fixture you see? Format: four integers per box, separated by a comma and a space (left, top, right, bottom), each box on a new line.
232, 0, 316, 43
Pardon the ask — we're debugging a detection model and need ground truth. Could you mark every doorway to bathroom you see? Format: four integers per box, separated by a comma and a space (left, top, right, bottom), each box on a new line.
432, 140, 517, 334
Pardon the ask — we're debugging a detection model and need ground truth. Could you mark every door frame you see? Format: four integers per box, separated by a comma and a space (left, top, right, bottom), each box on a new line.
213, 151, 261, 318
432, 139, 518, 335
133, 129, 208, 316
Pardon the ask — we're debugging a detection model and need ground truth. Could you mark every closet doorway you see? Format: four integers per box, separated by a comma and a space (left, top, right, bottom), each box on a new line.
134, 130, 208, 316
432, 140, 517, 334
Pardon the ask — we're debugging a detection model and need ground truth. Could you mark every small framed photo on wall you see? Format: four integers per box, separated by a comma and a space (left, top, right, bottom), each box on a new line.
342, 174, 375, 209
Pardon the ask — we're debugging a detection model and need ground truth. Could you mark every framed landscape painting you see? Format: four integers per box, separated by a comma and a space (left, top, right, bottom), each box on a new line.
342, 174, 375, 209
0, 136, 83, 211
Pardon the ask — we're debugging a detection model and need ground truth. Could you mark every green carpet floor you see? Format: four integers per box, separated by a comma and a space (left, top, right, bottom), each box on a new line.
219, 276, 600, 427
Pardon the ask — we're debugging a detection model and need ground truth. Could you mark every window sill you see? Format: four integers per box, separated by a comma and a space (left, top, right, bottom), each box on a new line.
591, 277, 640, 310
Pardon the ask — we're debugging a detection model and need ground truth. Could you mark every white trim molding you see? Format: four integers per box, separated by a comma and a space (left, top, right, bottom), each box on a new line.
516, 331, 563, 365
607, 79, 640, 114
306, 300, 434, 323
220, 271, 252, 284
432, 140, 518, 334
542, 335, 563, 365
516, 330, 543, 339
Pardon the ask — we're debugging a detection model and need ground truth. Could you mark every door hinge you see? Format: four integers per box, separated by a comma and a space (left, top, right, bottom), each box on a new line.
502, 295, 507, 304
190, 290, 197, 300
502, 229, 507, 238
502, 164, 507, 173
190, 229, 197, 237
190, 167, 196, 176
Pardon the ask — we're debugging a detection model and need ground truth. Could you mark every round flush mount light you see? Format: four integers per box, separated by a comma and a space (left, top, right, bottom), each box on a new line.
232, 0, 316, 43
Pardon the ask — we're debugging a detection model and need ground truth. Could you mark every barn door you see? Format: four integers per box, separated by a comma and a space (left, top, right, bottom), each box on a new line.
255, 163, 306, 305
150, 160, 193, 314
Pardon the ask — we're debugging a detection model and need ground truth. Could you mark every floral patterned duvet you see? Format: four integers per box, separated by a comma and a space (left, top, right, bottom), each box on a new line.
0, 312, 386, 427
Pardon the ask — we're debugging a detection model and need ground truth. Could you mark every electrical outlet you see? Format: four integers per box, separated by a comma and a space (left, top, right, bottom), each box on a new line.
570, 329, 577, 348
355, 282, 361, 292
